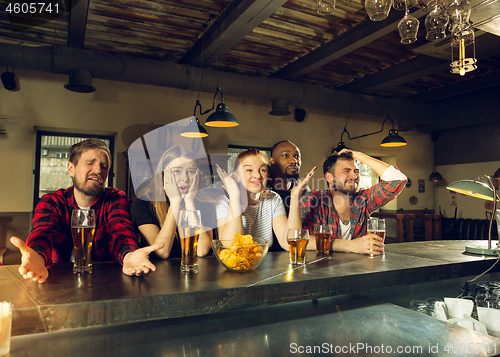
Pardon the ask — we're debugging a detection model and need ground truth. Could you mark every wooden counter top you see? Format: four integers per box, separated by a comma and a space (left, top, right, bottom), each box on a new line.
2, 240, 499, 336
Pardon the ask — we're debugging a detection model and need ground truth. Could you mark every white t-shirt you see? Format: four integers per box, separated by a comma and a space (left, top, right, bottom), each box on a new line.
216, 191, 286, 246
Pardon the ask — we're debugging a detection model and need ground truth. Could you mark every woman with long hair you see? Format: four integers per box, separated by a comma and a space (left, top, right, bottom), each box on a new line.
216, 148, 315, 250
131, 145, 215, 259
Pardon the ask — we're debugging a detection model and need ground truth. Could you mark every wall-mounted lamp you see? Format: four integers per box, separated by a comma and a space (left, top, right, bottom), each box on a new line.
268, 98, 291, 116
64, 68, 96, 93
204, 87, 239, 128
447, 176, 499, 255
429, 172, 444, 182
180, 115, 208, 138
181, 86, 238, 137
180, 100, 209, 138
333, 114, 407, 153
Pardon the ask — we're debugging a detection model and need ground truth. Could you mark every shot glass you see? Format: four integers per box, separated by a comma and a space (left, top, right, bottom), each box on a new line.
367, 218, 386, 257
0, 302, 12, 357
287, 229, 309, 265
313, 224, 332, 256
179, 210, 201, 273
71, 209, 96, 274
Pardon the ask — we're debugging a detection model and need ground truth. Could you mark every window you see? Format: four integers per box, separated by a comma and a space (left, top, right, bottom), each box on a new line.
34, 131, 114, 209
357, 160, 379, 189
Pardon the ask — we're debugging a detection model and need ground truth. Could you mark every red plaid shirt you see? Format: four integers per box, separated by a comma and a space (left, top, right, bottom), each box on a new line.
27, 187, 138, 266
301, 178, 407, 240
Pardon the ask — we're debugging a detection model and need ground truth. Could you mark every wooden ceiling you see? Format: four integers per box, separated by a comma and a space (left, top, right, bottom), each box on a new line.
1, 0, 500, 103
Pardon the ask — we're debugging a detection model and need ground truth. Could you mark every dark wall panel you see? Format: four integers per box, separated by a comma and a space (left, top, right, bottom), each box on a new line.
435, 121, 500, 166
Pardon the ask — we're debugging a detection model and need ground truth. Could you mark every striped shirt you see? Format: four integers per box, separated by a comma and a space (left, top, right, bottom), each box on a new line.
216, 191, 286, 247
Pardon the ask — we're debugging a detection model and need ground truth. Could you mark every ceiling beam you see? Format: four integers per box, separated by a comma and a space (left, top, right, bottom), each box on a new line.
340, 55, 449, 93
410, 70, 500, 102
68, 0, 90, 49
271, 9, 426, 79
180, 0, 288, 67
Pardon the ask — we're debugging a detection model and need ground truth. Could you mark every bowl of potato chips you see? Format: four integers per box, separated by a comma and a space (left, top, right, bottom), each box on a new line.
212, 234, 269, 272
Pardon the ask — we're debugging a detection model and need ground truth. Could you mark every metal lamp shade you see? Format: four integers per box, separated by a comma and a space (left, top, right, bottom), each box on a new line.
64, 68, 96, 93
268, 99, 291, 116
180, 116, 208, 138
447, 176, 500, 255
380, 129, 407, 147
446, 179, 498, 201
429, 172, 444, 182
205, 103, 239, 127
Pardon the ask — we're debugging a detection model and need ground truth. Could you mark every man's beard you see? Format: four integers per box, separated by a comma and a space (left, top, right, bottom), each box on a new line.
284, 165, 299, 180
285, 172, 299, 180
73, 175, 104, 197
332, 178, 358, 195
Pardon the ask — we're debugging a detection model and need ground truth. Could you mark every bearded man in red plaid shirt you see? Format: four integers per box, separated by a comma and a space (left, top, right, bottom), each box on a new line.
10, 138, 163, 283
301, 149, 407, 256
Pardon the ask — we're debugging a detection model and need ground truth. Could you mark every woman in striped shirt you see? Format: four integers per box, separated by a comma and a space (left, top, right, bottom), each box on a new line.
216, 148, 316, 250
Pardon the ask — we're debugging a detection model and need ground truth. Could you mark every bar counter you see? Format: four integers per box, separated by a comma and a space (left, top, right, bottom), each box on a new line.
3, 240, 500, 356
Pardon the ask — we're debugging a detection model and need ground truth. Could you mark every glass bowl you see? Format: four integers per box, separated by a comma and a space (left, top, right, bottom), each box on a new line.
212, 238, 269, 272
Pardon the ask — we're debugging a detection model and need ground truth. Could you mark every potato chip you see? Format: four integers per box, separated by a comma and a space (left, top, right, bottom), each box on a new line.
218, 234, 265, 271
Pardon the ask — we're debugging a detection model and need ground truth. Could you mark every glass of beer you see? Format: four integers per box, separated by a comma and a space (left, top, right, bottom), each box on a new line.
71, 209, 96, 274
313, 224, 332, 256
287, 229, 309, 265
0, 302, 12, 357
367, 218, 386, 257
179, 210, 201, 273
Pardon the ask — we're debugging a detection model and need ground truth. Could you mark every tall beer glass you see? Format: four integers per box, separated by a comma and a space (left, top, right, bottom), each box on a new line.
287, 229, 309, 265
179, 210, 201, 273
313, 224, 332, 256
367, 218, 386, 257
71, 209, 96, 274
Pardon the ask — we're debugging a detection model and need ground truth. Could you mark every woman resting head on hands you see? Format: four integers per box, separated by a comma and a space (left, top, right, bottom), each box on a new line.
215, 148, 316, 250
131, 145, 215, 259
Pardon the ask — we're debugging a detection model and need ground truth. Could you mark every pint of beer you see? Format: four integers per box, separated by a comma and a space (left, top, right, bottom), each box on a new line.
71, 209, 96, 274
313, 224, 332, 256
287, 229, 309, 265
0, 302, 12, 357
179, 210, 201, 273
367, 218, 386, 257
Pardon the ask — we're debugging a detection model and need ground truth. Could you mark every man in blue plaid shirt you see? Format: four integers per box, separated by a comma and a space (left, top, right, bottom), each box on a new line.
11, 138, 163, 283
301, 149, 407, 256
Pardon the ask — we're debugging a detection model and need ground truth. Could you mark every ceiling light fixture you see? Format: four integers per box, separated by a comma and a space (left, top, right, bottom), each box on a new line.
64, 67, 96, 93
429, 132, 443, 182
429, 172, 444, 182
450, 22, 477, 76
447, 176, 500, 255
180, 100, 209, 138
364, 0, 479, 73
333, 114, 407, 153
204, 87, 239, 127
268, 98, 291, 116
